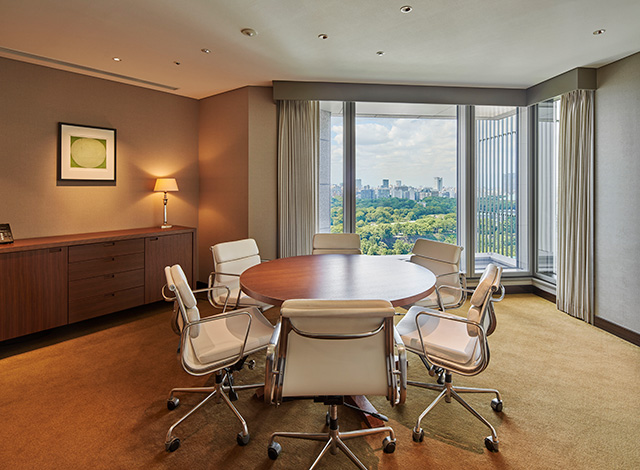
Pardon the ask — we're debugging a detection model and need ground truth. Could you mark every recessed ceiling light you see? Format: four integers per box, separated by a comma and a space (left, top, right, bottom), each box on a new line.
201, 48, 211, 54
376, 51, 385, 56
593, 29, 606, 35
112, 57, 122, 62
174, 61, 181, 66
241, 28, 258, 37
400, 5, 413, 13
318, 33, 328, 40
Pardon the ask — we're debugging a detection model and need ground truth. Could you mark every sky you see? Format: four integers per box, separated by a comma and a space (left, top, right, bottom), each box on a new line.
331, 116, 457, 189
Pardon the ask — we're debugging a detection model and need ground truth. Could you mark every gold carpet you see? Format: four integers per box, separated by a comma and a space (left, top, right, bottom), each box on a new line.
1, 294, 638, 469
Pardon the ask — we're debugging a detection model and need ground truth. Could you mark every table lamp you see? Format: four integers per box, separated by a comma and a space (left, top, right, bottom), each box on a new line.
154, 178, 179, 228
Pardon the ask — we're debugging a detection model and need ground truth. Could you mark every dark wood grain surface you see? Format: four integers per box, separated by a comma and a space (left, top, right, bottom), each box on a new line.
240, 254, 436, 307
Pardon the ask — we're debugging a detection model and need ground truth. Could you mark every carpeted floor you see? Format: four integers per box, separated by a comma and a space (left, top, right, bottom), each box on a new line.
1, 294, 638, 469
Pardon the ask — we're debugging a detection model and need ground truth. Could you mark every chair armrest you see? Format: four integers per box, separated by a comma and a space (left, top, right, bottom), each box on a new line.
181, 309, 253, 376
393, 327, 407, 405
264, 321, 282, 404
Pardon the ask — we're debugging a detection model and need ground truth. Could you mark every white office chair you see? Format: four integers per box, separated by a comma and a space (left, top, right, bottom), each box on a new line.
312, 233, 362, 255
163, 264, 275, 452
396, 263, 505, 452
410, 238, 466, 310
208, 238, 271, 311
265, 299, 406, 470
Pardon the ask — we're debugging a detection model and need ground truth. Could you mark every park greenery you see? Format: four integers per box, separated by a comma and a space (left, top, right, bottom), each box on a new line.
330, 195, 518, 257
330, 196, 457, 255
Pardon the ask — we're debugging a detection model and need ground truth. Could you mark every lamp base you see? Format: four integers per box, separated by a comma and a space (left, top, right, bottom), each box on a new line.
161, 224, 173, 229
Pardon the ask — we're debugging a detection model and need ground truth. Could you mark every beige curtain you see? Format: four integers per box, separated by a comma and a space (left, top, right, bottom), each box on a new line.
557, 90, 594, 323
277, 100, 320, 257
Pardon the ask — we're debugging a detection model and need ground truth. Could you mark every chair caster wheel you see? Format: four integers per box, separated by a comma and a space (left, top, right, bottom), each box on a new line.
229, 390, 239, 401
247, 359, 256, 370
236, 432, 250, 446
491, 398, 503, 412
382, 436, 396, 453
325, 411, 331, 426
485, 436, 499, 452
268, 441, 282, 460
167, 397, 179, 410
165, 437, 180, 452
412, 427, 424, 442
437, 374, 445, 385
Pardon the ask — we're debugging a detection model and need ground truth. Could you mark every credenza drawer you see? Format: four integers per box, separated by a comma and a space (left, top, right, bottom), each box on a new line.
68, 253, 144, 281
68, 239, 144, 263
69, 287, 145, 323
69, 269, 144, 301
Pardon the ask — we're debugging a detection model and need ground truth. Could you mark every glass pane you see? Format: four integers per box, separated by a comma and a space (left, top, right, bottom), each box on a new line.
536, 99, 559, 280
354, 102, 458, 255
475, 106, 529, 273
319, 102, 344, 233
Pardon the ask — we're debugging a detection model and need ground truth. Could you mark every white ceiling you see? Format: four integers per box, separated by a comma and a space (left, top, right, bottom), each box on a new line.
1, 0, 639, 100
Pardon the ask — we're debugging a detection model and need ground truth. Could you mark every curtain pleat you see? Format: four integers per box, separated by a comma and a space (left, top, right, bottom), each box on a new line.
277, 100, 319, 257
556, 90, 594, 323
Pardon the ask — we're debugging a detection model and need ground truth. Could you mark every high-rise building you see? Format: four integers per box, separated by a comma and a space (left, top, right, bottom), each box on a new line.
356, 179, 362, 190
382, 179, 389, 188
434, 176, 443, 192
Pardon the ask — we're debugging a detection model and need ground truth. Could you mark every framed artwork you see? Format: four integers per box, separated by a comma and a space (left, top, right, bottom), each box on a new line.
58, 123, 116, 182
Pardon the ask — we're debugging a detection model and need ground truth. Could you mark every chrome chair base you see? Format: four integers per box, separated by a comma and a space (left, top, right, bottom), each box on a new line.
267, 403, 397, 470
408, 372, 503, 452
165, 371, 262, 452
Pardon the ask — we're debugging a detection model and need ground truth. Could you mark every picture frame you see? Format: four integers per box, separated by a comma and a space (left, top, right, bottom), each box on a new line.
58, 123, 116, 182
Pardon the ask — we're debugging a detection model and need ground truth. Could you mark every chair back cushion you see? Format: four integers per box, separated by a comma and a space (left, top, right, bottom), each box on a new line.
212, 239, 261, 288
412, 238, 462, 264
467, 264, 501, 335
168, 264, 201, 337
279, 299, 394, 397
312, 233, 362, 255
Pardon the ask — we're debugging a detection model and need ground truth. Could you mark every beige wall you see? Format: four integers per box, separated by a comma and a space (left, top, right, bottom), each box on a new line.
0, 57, 199, 240
248, 87, 278, 260
197, 86, 277, 282
594, 52, 640, 334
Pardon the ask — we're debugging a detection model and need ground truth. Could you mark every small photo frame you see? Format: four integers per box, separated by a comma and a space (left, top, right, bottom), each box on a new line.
59, 123, 116, 182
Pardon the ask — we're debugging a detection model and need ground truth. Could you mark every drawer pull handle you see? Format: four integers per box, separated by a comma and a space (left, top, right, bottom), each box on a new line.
103, 242, 115, 247
149, 237, 159, 241
105, 274, 115, 279
49, 248, 62, 253
105, 257, 116, 262
105, 293, 116, 297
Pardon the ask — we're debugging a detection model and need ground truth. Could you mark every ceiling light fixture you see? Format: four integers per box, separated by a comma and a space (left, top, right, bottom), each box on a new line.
201, 48, 211, 54
174, 61, 181, 66
593, 29, 606, 35
400, 5, 413, 13
241, 28, 257, 37
112, 57, 122, 61
318, 33, 328, 40
376, 51, 385, 56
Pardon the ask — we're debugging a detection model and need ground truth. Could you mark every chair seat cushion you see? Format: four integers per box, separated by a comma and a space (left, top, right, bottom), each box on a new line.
188, 308, 274, 366
396, 305, 480, 366
213, 287, 271, 309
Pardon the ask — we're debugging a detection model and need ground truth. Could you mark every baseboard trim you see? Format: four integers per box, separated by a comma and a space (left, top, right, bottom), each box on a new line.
594, 317, 640, 347
532, 287, 556, 303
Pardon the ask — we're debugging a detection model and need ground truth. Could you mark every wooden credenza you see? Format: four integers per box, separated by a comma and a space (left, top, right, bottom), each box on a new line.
0, 226, 195, 341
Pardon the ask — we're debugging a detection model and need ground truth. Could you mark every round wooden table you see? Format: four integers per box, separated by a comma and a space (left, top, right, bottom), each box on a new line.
240, 254, 436, 307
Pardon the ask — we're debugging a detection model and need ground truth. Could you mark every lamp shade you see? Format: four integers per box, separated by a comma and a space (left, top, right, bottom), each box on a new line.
154, 178, 179, 192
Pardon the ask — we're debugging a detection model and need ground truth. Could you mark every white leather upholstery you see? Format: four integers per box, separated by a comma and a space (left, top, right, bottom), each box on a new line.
277, 299, 395, 398
164, 263, 275, 375
312, 233, 362, 255
210, 238, 270, 309
410, 239, 465, 309
396, 263, 502, 376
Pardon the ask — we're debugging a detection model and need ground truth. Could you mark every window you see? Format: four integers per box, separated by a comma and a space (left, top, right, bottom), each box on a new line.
535, 99, 559, 281
474, 106, 529, 274
354, 103, 458, 255
319, 102, 344, 233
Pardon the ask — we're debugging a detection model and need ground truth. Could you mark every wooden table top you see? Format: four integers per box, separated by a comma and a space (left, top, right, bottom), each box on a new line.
240, 254, 436, 307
